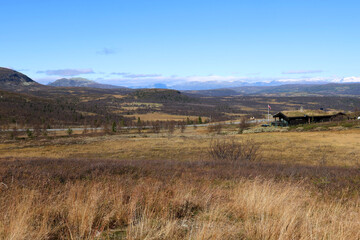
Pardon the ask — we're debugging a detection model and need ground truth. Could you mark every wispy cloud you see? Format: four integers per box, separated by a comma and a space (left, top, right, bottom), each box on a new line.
111, 72, 129, 76
110, 72, 162, 78
97, 48, 116, 55
124, 73, 162, 78
37, 68, 95, 76
282, 70, 323, 74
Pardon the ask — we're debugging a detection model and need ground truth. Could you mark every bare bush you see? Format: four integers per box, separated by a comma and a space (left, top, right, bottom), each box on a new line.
152, 121, 161, 133
207, 124, 222, 134
238, 116, 250, 134
208, 138, 261, 163
179, 121, 186, 133
167, 121, 176, 135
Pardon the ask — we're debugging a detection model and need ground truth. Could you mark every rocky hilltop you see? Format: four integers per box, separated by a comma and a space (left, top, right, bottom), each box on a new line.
0, 67, 42, 91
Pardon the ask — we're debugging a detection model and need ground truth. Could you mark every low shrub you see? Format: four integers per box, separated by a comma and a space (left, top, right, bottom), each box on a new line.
208, 138, 261, 163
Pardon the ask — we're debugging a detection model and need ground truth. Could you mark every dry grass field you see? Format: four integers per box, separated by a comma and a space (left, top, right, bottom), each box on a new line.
127, 113, 203, 122
0, 126, 360, 239
1, 127, 359, 166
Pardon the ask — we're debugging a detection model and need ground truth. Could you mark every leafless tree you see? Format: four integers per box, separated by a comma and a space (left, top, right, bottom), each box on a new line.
238, 116, 250, 134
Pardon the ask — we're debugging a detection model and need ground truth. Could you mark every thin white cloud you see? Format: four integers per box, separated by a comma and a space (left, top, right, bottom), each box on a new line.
124, 73, 162, 78
111, 72, 129, 76
110, 72, 162, 78
282, 70, 323, 74
37, 68, 95, 76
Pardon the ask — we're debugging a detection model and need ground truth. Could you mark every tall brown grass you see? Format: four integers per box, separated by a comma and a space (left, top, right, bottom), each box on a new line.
0, 158, 359, 239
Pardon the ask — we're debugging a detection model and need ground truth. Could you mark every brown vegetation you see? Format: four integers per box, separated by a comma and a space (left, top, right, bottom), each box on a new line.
0, 126, 360, 239
0, 157, 359, 239
208, 138, 261, 163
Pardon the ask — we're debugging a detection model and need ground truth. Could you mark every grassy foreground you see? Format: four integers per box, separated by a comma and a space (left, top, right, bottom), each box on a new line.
0, 127, 360, 239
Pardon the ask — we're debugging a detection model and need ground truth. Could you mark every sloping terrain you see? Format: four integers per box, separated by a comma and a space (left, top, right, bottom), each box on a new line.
0, 89, 127, 127
49, 77, 126, 89
0, 67, 45, 92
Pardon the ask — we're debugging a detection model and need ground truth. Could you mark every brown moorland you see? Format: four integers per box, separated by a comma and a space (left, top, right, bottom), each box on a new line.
0, 126, 360, 239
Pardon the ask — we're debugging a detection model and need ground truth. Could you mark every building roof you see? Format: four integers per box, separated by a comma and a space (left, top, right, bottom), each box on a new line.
282, 110, 338, 117
273, 110, 345, 118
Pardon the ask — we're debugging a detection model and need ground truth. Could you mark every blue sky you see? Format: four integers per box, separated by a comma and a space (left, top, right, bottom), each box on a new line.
1, 0, 360, 89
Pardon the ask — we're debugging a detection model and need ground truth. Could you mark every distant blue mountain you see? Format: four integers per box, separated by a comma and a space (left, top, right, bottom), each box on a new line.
183, 82, 360, 96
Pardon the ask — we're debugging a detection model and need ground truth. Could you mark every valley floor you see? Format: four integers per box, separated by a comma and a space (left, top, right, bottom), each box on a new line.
0, 126, 359, 239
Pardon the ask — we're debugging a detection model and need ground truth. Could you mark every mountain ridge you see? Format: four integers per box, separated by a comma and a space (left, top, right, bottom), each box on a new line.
48, 77, 126, 89
0, 67, 46, 92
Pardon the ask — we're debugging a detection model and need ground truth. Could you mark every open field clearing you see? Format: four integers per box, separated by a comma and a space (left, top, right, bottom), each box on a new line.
126, 113, 203, 122
0, 126, 360, 239
1, 127, 359, 167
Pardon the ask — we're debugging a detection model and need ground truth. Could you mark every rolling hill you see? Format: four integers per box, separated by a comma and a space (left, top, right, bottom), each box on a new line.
0, 67, 45, 92
48, 78, 126, 89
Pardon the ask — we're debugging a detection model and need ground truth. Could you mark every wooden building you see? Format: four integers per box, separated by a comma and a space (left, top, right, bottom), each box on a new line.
272, 110, 348, 126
